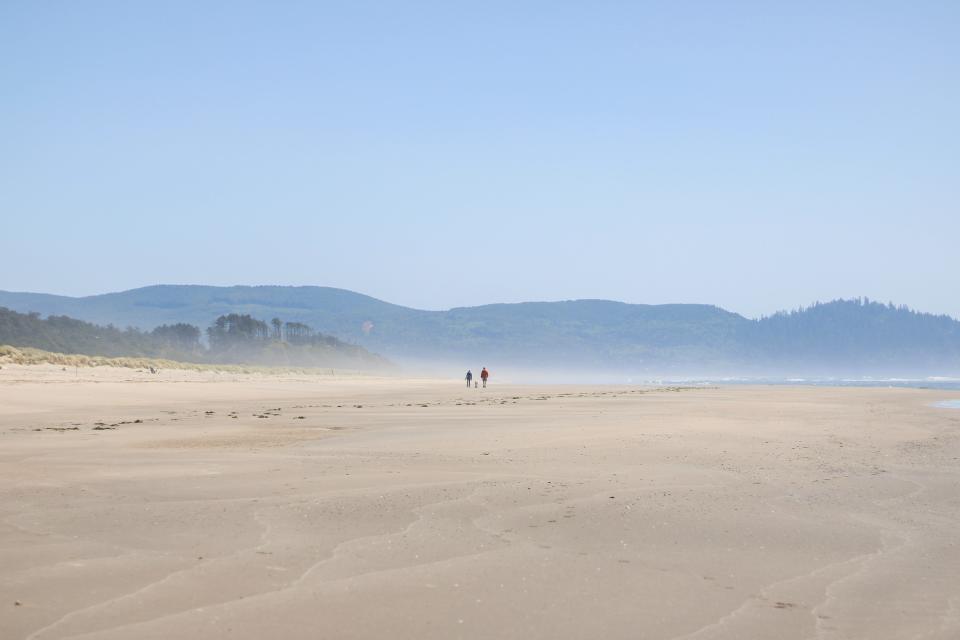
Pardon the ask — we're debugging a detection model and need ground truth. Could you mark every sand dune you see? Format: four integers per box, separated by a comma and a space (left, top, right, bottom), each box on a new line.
2, 365, 959, 639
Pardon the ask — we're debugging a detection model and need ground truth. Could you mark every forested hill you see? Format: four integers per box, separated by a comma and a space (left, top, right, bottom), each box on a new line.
0, 306, 389, 370
0, 286, 958, 374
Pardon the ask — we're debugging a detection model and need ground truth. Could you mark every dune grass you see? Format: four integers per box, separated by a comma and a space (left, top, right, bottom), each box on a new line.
0, 345, 365, 376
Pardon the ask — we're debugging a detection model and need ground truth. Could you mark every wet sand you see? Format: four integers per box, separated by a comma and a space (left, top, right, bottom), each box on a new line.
2, 365, 959, 639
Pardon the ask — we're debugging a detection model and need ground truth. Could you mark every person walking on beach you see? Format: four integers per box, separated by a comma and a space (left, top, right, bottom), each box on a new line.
480, 367, 489, 388
465, 370, 473, 388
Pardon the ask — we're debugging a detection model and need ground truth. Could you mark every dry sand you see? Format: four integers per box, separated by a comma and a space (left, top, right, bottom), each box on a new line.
2, 364, 959, 639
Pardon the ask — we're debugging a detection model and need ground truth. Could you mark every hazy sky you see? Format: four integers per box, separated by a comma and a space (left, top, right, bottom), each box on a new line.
1, 1, 958, 318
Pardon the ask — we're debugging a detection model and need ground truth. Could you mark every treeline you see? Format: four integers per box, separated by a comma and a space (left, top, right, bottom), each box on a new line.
750, 298, 960, 368
0, 308, 388, 369
4, 297, 959, 375
203, 313, 381, 366
207, 315, 346, 349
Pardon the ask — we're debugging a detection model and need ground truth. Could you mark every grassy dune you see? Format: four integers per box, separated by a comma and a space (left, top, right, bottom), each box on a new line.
0, 345, 365, 376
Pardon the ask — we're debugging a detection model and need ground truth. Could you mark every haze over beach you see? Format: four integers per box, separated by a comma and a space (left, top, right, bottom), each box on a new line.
2, 285, 960, 380
2, 2, 959, 639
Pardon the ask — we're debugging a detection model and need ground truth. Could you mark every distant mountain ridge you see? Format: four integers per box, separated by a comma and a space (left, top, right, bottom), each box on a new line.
1, 285, 958, 375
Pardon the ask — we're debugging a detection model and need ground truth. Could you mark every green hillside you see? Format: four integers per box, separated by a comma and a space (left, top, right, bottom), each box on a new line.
1, 286, 958, 374
0, 305, 390, 370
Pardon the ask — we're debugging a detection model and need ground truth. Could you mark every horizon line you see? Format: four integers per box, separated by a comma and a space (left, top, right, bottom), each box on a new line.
1, 283, 957, 323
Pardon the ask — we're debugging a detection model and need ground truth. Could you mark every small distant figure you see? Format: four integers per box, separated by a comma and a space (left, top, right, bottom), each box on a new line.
465, 370, 473, 387
480, 367, 489, 388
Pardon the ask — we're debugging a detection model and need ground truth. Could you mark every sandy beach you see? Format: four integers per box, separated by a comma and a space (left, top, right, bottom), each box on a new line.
1, 365, 959, 639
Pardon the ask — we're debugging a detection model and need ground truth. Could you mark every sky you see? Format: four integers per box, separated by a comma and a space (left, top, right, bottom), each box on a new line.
1, 1, 958, 319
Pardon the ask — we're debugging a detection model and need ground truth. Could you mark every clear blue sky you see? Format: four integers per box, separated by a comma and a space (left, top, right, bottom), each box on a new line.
1, 1, 958, 318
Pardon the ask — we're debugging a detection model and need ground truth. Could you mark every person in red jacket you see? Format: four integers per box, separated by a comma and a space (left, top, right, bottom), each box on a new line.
480, 367, 490, 388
